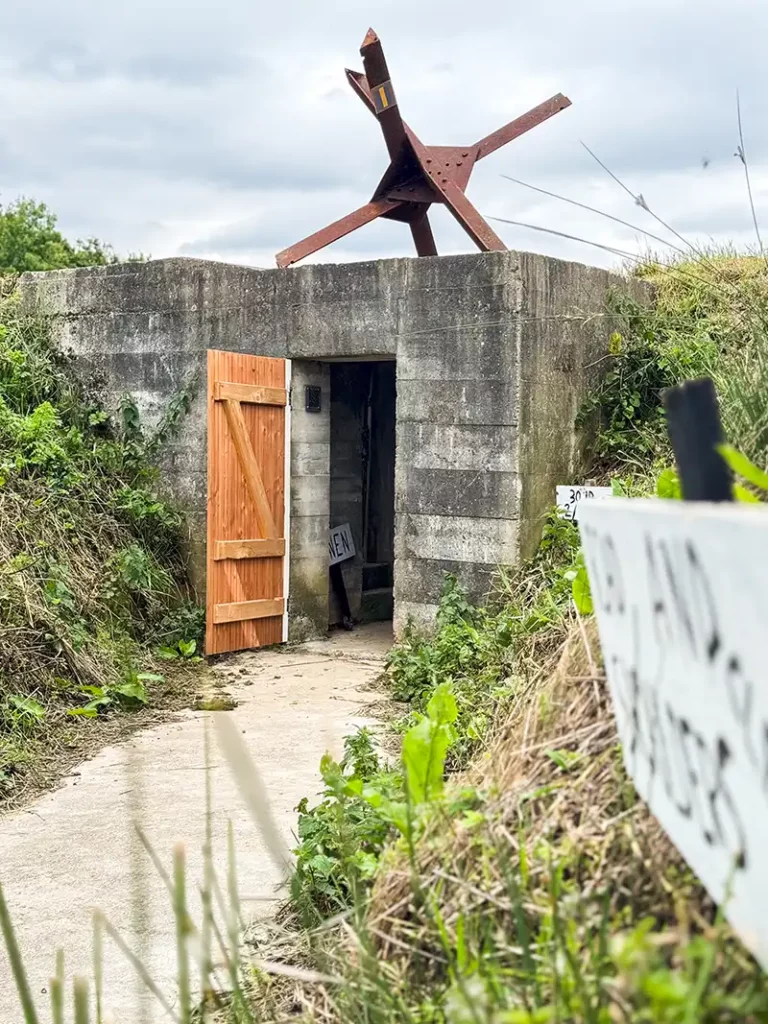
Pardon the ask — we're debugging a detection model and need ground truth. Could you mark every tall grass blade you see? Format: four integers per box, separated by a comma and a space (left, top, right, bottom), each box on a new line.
73, 977, 90, 1024
174, 844, 192, 1024
135, 824, 174, 897
227, 821, 242, 976
501, 174, 686, 256
101, 915, 180, 1021
127, 739, 152, 1024
736, 89, 764, 256
212, 715, 292, 873
200, 720, 214, 1018
580, 140, 701, 259
50, 950, 65, 1024
0, 881, 40, 1024
93, 911, 104, 1024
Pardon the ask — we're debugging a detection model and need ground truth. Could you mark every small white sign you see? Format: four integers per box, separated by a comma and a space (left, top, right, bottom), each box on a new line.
580, 499, 768, 968
329, 522, 355, 566
556, 485, 613, 522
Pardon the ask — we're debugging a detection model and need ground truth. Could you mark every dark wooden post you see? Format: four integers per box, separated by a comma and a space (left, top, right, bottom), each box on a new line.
662, 377, 733, 502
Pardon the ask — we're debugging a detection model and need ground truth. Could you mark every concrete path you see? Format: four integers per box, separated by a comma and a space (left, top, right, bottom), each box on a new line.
0, 624, 390, 1024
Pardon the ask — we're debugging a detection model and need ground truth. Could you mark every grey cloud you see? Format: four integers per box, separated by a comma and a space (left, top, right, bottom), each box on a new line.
1, 0, 766, 270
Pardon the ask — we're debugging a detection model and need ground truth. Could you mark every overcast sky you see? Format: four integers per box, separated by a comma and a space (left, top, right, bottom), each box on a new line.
2, 0, 767, 272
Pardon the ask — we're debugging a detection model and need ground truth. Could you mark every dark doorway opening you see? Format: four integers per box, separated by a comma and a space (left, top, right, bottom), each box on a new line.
329, 361, 396, 626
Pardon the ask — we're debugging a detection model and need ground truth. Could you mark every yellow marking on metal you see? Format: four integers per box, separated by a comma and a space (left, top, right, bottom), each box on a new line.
379, 85, 388, 108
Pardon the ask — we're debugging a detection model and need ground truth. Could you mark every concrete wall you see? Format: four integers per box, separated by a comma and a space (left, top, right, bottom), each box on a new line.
18, 251, 647, 639
289, 360, 330, 639
366, 361, 396, 567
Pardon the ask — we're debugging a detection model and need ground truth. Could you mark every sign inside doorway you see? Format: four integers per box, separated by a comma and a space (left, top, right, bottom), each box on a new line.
329, 522, 356, 566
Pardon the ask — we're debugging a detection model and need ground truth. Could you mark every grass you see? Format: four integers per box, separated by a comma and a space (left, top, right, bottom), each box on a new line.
0, 284, 205, 804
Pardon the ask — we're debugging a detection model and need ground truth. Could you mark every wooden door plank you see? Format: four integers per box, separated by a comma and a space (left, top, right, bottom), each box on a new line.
214, 598, 285, 624
206, 350, 287, 656
214, 381, 287, 405
221, 398, 278, 539
214, 538, 285, 561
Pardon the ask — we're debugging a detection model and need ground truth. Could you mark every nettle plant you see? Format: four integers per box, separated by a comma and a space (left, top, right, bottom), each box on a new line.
292, 683, 470, 921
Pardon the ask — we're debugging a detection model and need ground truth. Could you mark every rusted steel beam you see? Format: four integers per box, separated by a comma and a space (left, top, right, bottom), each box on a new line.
360, 29, 407, 162
345, 68, 377, 116
406, 132, 507, 252
409, 211, 438, 256
475, 93, 572, 161
275, 198, 400, 268
276, 31, 571, 266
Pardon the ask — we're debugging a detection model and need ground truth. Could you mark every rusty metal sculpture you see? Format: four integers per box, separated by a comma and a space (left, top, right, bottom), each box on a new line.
276, 29, 571, 268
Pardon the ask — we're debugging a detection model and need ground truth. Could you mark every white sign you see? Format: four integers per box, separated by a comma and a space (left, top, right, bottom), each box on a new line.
556, 485, 613, 522
329, 523, 355, 566
580, 499, 768, 968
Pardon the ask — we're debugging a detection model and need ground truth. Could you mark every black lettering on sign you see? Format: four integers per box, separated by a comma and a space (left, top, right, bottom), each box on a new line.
643, 534, 723, 668
584, 518, 765, 880
645, 534, 671, 649
659, 539, 696, 657
724, 654, 757, 768
685, 542, 721, 665
582, 523, 625, 618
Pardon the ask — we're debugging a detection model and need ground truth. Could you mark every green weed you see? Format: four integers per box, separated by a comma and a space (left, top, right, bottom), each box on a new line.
0, 289, 202, 801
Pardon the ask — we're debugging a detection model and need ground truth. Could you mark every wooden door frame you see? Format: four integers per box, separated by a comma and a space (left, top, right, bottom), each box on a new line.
281, 360, 291, 643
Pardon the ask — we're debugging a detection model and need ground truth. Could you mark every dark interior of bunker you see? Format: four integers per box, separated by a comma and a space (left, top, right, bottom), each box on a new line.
329, 360, 396, 626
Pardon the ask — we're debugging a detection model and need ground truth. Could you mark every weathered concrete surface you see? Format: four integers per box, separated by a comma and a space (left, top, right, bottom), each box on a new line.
18, 251, 648, 637
289, 360, 330, 637
393, 251, 648, 630
0, 626, 390, 1024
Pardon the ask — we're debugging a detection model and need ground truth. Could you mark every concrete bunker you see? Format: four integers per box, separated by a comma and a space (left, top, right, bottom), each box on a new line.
17, 250, 648, 650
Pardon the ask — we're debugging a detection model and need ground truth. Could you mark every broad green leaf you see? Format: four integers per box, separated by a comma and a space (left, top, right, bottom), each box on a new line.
68, 707, 98, 718
178, 639, 197, 657
717, 443, 768, 492
157, 646, 179, 660
114, 679, 148, 704
610, 477, 628, 497
734, 483, 761, 504
571, 565, 593, 615
136, 673, 164, 683
656, 467, 681, 500
352, 851, 379, 878
9, 694, 46, 719
308, 854, 335, 877
403, 715, 454, 806
546, 748, 583, 772
426, 682, 458, 726
319, 754, 342, 789
343, 776, 364, 797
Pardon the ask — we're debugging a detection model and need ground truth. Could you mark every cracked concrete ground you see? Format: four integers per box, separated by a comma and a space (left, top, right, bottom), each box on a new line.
0, 623, 391, 1023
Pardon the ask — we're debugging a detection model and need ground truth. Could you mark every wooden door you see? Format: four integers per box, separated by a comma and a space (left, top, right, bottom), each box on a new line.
206, 350, 290, 655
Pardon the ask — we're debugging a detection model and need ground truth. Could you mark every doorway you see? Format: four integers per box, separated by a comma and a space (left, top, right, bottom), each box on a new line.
329, 360, 396, 626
